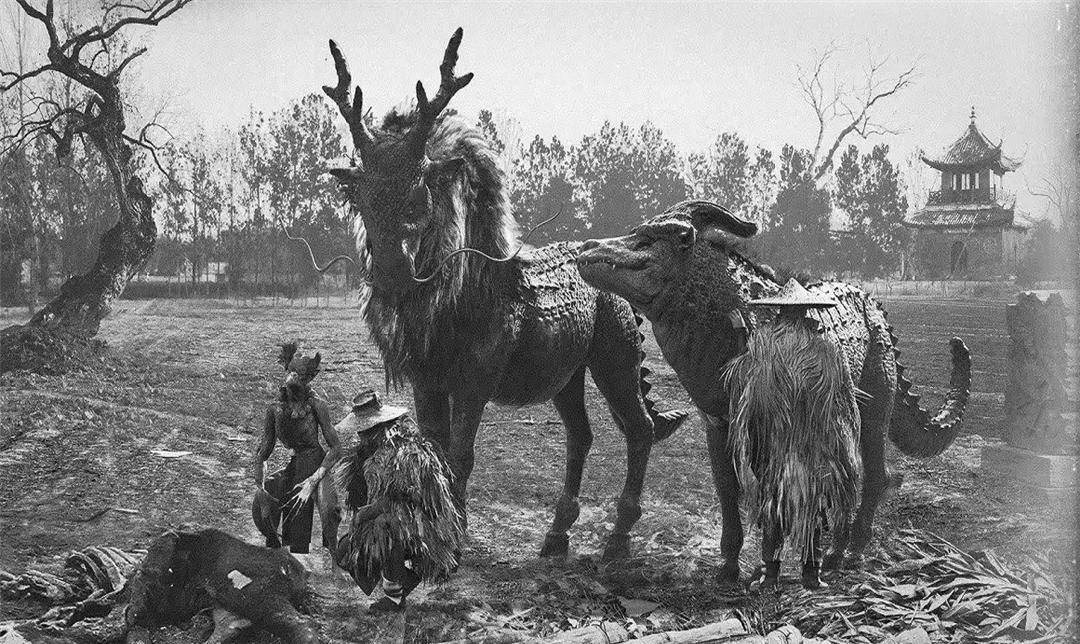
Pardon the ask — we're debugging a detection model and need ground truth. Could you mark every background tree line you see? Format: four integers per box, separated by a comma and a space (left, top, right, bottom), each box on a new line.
2, 99, 1070, 306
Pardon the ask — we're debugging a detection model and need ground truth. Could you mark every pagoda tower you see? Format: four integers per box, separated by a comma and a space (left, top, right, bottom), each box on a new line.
904, 108, 1032, 278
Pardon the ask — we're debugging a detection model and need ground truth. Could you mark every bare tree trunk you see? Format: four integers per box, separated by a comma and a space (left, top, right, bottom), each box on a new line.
0, 0, 189, 373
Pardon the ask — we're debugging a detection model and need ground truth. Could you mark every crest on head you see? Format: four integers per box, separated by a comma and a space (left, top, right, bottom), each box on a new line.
645, 200, 759, 245
278, 341, 322, 384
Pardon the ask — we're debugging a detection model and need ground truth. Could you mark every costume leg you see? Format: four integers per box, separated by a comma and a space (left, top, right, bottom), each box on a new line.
281, 454, 316, 554
372, 552, 420, 611
256, 470, 288, 549
752, 519, 782, 591
315, 474, 340, 551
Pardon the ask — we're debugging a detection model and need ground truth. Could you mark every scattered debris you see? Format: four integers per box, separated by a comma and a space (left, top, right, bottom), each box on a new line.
149, 449, 192, 458
0, 546, 141, 605
776, 529, 1075, 642
75, 507, 141, 522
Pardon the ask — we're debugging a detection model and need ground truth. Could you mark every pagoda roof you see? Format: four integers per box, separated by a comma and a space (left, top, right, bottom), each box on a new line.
903, 194, 1032, 231
920, 112, 1021, 173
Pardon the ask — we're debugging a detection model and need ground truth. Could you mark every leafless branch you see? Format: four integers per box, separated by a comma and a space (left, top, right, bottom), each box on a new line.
13, 0, 59, 48
123, 131, 173, 180
1025, 166, 1075, 220
796, 42, 919, 183
108, 47, 147, 80
796, 41, 840, 168
0, 63, 56, 91
64, 0, 191, 60
0, 106, 85, 157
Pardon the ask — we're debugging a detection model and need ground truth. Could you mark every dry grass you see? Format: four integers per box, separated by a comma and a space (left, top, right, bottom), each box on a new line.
0, 296, 1073, 643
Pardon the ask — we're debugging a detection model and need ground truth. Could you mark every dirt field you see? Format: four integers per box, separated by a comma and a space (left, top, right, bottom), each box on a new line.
0, 295, 1074, 643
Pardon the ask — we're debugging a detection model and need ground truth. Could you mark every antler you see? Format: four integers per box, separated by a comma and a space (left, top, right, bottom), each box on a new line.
410, 27, 474, 158
323, 39, 375, 162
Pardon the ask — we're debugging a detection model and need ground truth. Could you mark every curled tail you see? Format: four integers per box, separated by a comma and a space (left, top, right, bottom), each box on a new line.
888, 337, 971, 458
634, 310, 689, 442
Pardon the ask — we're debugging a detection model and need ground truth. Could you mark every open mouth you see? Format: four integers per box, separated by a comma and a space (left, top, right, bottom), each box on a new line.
575, 256, 648, 271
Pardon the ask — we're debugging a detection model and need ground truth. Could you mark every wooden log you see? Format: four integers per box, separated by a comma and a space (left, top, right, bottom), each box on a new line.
763, 625, 802, 643
881, 627, 931, 644
529, 621, 630, 644
620, 618, 748, 643
440, 619, 818, 644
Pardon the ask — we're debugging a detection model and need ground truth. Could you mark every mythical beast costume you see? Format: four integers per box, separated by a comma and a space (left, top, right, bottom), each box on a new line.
721, 279, 861, 589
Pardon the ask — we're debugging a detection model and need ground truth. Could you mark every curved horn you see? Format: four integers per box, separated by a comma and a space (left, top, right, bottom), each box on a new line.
671, 200, 758, 238
323, 40, 376, 160
410, 28, 474, 159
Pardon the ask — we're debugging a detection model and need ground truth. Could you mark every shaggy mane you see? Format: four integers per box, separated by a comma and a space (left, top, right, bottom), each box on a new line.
356, 113, 520, 388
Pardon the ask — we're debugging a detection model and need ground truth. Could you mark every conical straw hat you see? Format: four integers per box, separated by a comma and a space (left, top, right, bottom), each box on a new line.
750, 278, 838, 308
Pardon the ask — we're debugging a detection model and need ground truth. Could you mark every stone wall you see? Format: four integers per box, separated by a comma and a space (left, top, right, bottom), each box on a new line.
912, 228, 1004, 279
1003, 292, 1078, 454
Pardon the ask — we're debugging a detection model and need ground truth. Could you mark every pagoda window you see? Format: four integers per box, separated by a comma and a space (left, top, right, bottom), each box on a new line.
952, 174, 958, 190
961, 173, 971, 190
974, 172, 980, 189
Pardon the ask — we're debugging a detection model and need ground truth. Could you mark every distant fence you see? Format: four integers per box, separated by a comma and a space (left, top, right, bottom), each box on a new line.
119, 273, 358, 307
854, 279, 1067, 301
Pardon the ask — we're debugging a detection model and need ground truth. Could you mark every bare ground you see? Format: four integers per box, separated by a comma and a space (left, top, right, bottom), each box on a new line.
0, 296, 1075, 643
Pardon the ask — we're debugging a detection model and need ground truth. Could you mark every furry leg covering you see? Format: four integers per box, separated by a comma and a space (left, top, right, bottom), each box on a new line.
721, 316, 861, 560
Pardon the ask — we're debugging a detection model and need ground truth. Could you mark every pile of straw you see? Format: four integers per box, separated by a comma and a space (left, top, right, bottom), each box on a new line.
778, 528, 1075, 642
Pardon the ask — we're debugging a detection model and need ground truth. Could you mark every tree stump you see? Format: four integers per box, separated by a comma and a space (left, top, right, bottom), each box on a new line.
982, 290, 1078, 504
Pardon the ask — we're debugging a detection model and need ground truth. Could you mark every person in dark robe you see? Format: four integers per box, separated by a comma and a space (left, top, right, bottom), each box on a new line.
252, 342, 341, 555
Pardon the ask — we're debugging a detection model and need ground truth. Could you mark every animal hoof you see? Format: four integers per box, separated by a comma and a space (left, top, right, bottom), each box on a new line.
843, 553, 865, 570
801, 563, 826, 590
652, 410, 689, 443
601, 534, 631, 561
821, 552, 844, 571
801, 575, 828, 590
718, 560, 740, 583
748, 571, 779, 592
539, 533, 569, 558
748, 561, 781, 592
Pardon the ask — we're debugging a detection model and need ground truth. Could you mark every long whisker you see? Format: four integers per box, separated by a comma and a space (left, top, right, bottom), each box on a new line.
409, 209, 562, 284
284, 227, 358, 274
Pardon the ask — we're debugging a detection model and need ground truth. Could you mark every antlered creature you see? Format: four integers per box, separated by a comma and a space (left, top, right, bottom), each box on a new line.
576, 200, 970, 579
320, 29, 687, 560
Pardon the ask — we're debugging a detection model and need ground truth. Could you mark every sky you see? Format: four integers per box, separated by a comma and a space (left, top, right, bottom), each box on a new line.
4, 1, 1077, 218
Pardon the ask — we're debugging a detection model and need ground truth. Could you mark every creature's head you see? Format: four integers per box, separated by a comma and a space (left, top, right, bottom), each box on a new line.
323, 29, 478, 293
575, 200, 759, 318
277, 341, 321, 401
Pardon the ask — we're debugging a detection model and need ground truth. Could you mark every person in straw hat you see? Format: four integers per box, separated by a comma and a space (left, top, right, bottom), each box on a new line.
252, 342, 342, 556
721, 278, 862, 590
332, 388, 465, 612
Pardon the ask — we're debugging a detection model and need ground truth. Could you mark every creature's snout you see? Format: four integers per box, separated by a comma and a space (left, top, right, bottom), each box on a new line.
577, 239, 601, 254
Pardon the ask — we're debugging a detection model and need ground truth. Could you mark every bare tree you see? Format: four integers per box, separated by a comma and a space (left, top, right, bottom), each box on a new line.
1027, 161, 1077, 224
0, 0, 193, 371
797, 42, 918, 183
